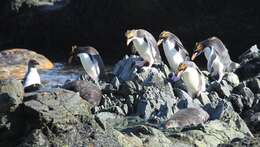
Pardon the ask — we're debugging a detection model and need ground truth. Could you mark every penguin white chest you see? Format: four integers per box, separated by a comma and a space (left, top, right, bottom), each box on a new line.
133, 38, 155, 62
78, 53, 100, 81
181, 68, 203, 96
24, 68, 41, 87
163, 40, 184, 71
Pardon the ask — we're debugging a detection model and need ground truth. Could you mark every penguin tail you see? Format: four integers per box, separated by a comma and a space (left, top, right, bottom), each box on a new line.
229, 61, 240, 72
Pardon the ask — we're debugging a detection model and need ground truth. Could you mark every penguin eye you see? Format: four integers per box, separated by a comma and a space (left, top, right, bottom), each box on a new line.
144, 37, 148, 44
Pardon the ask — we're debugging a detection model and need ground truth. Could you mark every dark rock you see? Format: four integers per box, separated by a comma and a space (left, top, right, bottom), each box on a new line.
207, 80, 233, 98
16, 88, 121, 147
174, 88, 201, 110
245, 78, 260, 93
230, 94, 244, 113
236, 45, 260, 80
114, 56, 176, 122
233, 86, 255, 110
63, 80, 102, 106
0, 79, 24, 113
18, 129, 50, 147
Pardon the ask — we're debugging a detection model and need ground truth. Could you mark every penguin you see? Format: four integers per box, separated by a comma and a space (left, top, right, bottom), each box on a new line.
69, 46, 105, 82
125, 29, 162, 69
176, 61, 206, 97
23, 59, 42, 92
191, 37, 240, 82
157, 31, 190, 72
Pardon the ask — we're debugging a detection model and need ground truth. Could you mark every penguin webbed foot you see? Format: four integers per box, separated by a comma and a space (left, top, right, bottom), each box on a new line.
168, 72, 180, 82
24, 84, 42, 93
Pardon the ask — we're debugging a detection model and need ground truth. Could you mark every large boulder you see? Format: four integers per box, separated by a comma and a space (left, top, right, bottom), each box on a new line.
113, 55, 176, 122
0, 79, 24, 114
0, 88, 121, 146
0, 49, 54, 80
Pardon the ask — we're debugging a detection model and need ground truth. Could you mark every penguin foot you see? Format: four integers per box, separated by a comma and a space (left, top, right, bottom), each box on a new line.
168, 73, 180, 82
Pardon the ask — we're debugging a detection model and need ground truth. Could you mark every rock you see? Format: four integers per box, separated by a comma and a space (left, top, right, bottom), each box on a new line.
164, 107, 209, 129
223, 72, 240, 87
245, 78, 260, 93
243, 112, 260, 134
174, 88, 202, 110
218, 136, 260, 147
203, 101, 225, 120
236, 45, 260, 80
15, 88, 121, 146
233, 86, 255, 110
207, 80, 233, 98
197, 93, 211, 105
238, 44, 260, 63
229, 94, 244, 113
95, 112, 127, 130
0, 49, 54, 80
62, 80, 102, 106
18, 129, 50, 147
114, 56, 176, 122
0, 79, 24, 113
122, 125, 173, 146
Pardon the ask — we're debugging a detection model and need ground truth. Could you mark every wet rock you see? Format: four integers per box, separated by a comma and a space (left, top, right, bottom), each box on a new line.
0, 79, 24, 113
207, 80, 233, 98
0, 49, 53, 80
164, 108, 209, 129
62, 80, 102, 106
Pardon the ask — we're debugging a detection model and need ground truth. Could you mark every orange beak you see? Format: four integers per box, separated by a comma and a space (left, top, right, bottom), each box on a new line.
191, 52, 198, 61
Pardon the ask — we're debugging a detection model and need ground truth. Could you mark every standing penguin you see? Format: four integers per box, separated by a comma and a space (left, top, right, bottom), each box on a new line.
157, 31, 190, 72
125, 29, 162, 69
23, 59, 41, 92
176, 61, 206, 97
191, 37, 239, 82
69, 46, 105, 82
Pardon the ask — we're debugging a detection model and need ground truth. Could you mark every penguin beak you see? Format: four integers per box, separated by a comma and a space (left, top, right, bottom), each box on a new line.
126, 37, 134, 46
191, 51, 201, 61
157, 39, 163, 46
176, 70, 184, 79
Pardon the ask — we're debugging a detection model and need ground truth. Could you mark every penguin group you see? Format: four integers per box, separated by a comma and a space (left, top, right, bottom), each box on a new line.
23, 29, 239, 99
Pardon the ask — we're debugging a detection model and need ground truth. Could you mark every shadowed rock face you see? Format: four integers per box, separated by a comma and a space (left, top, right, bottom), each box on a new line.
0, 0, 260, 64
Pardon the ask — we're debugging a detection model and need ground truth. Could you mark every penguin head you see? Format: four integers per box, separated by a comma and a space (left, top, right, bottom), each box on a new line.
176, 63, 188, 78
157, 31, 171, 46
28, 59, 39, 68
125, 29, 148, 46
191, 42, 204, 60
68, 46, 99, 64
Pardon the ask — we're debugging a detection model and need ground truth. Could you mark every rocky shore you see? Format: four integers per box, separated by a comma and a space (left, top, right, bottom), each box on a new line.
0, 46, 259, 146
